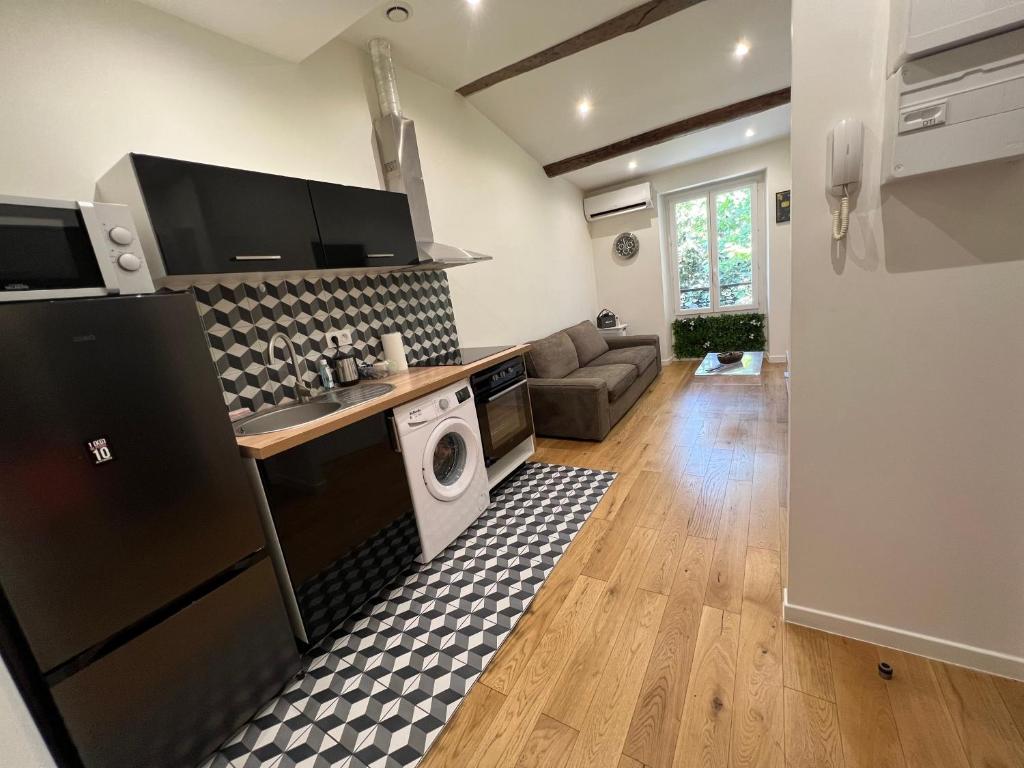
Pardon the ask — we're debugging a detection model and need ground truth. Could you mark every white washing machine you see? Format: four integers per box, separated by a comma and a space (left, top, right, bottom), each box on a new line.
392, 378, 491, 563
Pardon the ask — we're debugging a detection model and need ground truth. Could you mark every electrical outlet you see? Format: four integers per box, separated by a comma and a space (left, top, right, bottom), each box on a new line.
328, 327, 353, 347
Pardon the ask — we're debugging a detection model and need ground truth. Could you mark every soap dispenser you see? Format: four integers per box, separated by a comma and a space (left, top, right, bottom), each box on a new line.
317, 356, 336, 390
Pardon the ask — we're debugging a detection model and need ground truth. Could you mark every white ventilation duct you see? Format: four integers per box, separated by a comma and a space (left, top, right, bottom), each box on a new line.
368, 38, 490, 265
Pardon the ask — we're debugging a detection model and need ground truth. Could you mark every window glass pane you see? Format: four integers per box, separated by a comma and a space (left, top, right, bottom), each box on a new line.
715, 186, 753, 307
674, 197, 710, 310
680, 288, 711, 309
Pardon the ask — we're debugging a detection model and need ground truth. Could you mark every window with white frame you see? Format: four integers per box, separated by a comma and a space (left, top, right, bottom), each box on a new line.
666, 175, 764, 314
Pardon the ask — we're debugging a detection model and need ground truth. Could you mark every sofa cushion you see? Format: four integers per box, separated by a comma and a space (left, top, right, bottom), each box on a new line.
525, 331, 580, 379
566, 363, 637, 401
591, 345, 657, 375
564, 321, 609, 366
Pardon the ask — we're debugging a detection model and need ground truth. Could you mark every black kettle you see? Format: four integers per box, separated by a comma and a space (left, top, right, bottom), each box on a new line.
596, 309, 617, 329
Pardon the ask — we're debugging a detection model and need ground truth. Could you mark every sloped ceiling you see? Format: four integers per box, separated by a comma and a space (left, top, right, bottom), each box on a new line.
136, 0, 791, 190
134, 0, 381, 62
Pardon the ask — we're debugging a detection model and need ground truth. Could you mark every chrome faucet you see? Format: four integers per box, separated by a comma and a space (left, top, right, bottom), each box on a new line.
268, 331, 312, 402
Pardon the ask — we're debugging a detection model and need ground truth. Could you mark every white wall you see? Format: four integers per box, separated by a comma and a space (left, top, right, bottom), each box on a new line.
0, 0, 599, 755
0, 660, 55, 768
588, 208, 668, 352
0, 0, 597, 348
787, 0, 1024, 679
398, 76, 599, 346
588, 138, 792, 360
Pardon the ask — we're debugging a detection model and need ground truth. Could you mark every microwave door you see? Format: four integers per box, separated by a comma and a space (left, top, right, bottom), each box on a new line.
0, 198, 112, 300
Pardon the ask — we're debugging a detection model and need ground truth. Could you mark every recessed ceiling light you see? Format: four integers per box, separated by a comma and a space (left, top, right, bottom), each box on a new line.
384, 3, 412, 22
628, 160, 638, 170
734, 39, 751, 58
577, 97, 592, 117
466, 0, 481, 7
745, 127, 756, 138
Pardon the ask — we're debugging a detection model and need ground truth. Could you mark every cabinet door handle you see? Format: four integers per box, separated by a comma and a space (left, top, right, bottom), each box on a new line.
366, 253, 394, 259
231, 255, 283, 261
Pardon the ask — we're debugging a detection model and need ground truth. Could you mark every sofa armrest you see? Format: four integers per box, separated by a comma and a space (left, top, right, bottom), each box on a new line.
606, 334, 660, 351
527, 377, 611, 441
605, 334, 662, 371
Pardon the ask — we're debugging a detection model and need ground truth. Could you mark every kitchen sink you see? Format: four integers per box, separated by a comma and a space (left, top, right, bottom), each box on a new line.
233, 401, 341, 436
233, 382, 395, 436
320, 382, 394, 409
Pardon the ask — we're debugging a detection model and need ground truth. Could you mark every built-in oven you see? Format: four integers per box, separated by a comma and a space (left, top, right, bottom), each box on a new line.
471, 355, 536, 486
0, 196, 154, 301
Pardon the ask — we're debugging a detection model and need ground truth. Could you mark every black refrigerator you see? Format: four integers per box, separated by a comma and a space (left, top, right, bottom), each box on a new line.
0, 292, 299, 768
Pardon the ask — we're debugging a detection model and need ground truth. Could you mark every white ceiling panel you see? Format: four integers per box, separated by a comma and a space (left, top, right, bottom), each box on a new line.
467, 0, 791, 167
342, 0, 640, 89
565, 104, 791, 191
135, 0, 382, 61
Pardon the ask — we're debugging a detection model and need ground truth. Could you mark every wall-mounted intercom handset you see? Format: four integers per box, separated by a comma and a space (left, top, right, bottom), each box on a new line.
829, 118, 863, 241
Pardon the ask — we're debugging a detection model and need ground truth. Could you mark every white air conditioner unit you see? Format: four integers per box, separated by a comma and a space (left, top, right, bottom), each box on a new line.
583, 182, 653, 221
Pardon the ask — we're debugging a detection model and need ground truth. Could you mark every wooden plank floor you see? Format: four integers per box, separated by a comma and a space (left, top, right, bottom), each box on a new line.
421, 361, 1024, 768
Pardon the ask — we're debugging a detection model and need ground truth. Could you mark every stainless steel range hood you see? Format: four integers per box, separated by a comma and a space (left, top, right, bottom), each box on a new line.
368, 38, 491, 266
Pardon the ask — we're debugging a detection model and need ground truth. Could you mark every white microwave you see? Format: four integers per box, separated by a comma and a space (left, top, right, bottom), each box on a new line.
0, 195, 155, 302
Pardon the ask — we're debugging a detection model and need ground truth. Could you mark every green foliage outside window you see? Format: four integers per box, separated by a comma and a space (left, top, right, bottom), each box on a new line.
676, 197, 710, 309
714, 188, 753, 307
672, 312, 766, 359
675, 185, 754, 310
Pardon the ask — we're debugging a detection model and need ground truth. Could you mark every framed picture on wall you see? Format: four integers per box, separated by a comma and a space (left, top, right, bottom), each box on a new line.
776, 190, 791, 223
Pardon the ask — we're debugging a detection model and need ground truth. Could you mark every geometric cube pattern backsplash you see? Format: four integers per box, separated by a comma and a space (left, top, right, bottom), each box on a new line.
190, 270, 460, 413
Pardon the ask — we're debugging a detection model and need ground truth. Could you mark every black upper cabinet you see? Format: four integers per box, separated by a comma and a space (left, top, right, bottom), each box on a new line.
309, 181, 419, 269
131, 154, 324, 275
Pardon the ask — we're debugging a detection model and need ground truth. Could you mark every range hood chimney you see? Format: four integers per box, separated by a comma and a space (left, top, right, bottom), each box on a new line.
368, 38, 490, 265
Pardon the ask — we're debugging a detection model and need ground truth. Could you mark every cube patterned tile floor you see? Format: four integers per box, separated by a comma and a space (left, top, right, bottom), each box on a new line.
198, 462, 615, 768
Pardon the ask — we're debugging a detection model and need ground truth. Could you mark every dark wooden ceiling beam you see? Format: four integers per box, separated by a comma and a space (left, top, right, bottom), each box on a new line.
542, 87, 791, 178
456, 0, 710, 97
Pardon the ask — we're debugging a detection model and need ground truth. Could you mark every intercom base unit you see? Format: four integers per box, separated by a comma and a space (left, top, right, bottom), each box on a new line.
882, 27, 1024, 184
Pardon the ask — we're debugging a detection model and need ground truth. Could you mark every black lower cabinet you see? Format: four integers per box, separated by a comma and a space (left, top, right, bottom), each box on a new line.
258, 414, 417, 644
50, 559, 297, 768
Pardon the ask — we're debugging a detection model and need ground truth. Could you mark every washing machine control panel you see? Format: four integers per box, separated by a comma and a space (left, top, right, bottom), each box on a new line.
403, 402, 438, 427
393, 379, 476, 435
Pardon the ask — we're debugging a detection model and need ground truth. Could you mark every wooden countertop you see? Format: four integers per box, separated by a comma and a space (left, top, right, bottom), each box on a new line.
235, 344, 529, 460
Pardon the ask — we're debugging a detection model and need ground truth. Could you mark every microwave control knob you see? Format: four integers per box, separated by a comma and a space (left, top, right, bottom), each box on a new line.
108, 226, 134, 246
117, 253, 142, 272
438, 397, 450, 411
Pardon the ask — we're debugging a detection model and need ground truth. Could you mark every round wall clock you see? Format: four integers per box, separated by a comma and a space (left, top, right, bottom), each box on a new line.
613, 232, 640, 259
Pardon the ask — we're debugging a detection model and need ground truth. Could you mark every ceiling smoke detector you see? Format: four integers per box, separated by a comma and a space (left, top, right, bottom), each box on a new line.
384, 3, 412, 22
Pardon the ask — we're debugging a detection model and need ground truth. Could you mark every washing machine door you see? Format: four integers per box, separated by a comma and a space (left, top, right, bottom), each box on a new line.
422, 417, 480, 502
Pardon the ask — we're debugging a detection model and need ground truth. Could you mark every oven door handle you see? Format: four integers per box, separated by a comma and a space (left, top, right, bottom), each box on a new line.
483, 378, 527, 403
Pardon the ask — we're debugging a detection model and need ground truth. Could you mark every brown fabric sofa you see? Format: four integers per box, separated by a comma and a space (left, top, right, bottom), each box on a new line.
525, 320, 662, 441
